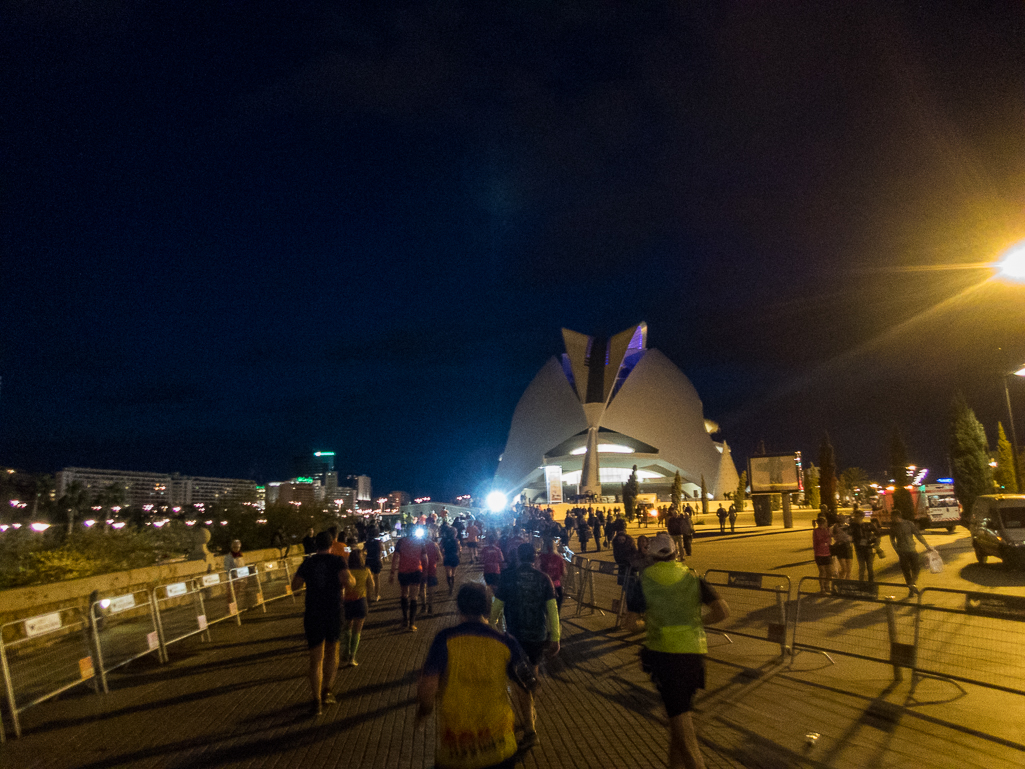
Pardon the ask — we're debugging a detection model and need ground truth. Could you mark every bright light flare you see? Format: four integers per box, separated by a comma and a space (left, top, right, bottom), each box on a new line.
486, 491, 507, 513
30, 523, 50, 532
997, 241, 1025, 282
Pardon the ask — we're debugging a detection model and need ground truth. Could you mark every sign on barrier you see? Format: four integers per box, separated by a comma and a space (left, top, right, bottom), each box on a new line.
791, 577, 917, 678
574, 559, 626, 618
913, 587, 1025, 696
258, 560, 295, 604
152, 579, 209, 658
197, 571, 241, 626
703, 570, 790, 655
91, 590, 163, 693
0, 607, 96, 739
230, 567, 266, 614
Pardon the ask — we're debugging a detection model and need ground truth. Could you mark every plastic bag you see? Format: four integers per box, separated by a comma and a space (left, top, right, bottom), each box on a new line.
925, 549, 943, 574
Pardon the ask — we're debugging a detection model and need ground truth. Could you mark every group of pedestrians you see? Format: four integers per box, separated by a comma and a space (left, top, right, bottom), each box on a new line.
813, 506, 938, 597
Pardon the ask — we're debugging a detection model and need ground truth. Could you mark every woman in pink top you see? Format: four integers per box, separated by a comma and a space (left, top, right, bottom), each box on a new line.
536, 538, 565, 612
812, 515, 835, 593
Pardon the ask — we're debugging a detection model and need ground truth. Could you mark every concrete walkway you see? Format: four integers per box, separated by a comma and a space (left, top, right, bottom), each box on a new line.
1, 558, 1022, 769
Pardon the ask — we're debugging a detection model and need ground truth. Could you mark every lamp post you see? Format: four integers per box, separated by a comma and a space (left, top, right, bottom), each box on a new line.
1003, 365, 1025, 493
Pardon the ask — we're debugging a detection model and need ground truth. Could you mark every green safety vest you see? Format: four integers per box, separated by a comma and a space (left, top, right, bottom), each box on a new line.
641, 561, 707, 654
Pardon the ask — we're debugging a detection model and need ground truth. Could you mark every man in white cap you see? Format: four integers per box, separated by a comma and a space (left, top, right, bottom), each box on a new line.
639, 531, 729, 769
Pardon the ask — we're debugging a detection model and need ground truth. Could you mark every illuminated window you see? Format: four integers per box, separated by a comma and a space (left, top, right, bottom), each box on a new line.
569, 444, 636, 455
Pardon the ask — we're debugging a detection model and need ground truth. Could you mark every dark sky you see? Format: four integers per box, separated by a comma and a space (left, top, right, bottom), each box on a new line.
5, 1, 1025, 498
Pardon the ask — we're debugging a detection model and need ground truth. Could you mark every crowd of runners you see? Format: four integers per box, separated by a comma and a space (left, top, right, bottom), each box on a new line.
290, 506, 728, 769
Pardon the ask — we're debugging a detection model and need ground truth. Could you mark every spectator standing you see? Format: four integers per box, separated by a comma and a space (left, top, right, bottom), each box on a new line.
715, 505, 728, 534
417, 584, 535, 769
667, 512, 685, 560
491, 543, 560, 745
577, 518, 591, 553
890, 511, 936, 598
812, 516, 834, 593
849, 509, 879, 582
638, 532, 729, 769
224, 540, 245, 572
728, 503, 738, 533
590, 512, 602, 552
302, 528, 317, 556
291, 531, 354, 715
680, 509, 695, 557
420, 535, 443, 615
831, 514, 854, 581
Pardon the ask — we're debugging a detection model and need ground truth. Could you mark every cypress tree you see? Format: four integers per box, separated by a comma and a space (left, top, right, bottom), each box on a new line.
804, 464, 821, 509
994, 422, 1019, 493
671, 471, 683, 512
949, 391, 992, 522
734, 471, 747, 512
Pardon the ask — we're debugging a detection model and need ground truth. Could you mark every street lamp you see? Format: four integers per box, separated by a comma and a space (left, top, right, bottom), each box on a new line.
1003, 365, 1025, 493
996, 241, 1025, 282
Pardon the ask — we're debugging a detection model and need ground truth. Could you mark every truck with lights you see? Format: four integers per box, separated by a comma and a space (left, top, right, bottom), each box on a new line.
872, 481, 961, 532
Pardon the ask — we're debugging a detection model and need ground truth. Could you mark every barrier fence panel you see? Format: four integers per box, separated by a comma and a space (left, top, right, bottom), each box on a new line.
575, 560, 624, 620
702, 570, 790, 657
257, 561, 295, 604
791, 577, 917, 679
152, 579, 209, 657
0, 607, 96, 739
230, 566, 266, 614
570, 556, 593, 616
197, 571, 240, 626
914, 587, 1025, 697
90, 590, 162, 693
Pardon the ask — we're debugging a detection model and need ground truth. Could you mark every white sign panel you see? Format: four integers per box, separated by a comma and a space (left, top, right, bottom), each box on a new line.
197, 614, 208, 630
263, 562, 277, 571
166, 582, 187, 598
545, 465, 563, 504
749, 454, 802, 493
233, 566, 251, 578
147, 631, 159, 650
109, 594, 137, 613
202, 574, 221, 587
25, 612, 62, 637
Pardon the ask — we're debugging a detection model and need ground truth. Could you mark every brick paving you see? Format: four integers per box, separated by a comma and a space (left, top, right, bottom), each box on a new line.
2, 557, 1022, 769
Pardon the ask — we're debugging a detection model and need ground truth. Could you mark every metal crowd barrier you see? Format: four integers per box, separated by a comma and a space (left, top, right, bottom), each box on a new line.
152, 578, 210, 657
0, 607, 96, 739
229, 566, 266, 614
257, 561, 295, 604
703, 570, 790, 657
196, 571, 241, 626
574, 559, 622, 618
791, 577, 917, 679
913, 587, 1025, 696
90, 590, 163, 693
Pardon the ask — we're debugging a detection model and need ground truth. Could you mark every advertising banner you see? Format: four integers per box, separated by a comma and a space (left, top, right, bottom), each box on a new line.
545, 465, 563, 504
749, 453, 802, 493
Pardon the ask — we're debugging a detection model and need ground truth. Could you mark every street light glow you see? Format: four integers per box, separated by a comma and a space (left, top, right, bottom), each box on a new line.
996, 241, 1025, 282
486, 491, 507, 513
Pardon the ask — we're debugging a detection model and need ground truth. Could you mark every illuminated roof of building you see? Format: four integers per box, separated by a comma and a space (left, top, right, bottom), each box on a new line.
494, 323, 739, 498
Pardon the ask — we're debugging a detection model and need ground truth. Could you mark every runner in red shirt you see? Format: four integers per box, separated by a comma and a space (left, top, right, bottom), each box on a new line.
536, 537, 566, 612
479, 533, 505, 600
420, 537, 442, 616
389, 529, 428, 631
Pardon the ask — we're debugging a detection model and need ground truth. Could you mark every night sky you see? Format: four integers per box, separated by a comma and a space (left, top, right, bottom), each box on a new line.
5, 1, 1025, 499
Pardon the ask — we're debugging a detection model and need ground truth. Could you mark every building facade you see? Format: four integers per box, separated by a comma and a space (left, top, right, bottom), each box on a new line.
56, 468, 257, 509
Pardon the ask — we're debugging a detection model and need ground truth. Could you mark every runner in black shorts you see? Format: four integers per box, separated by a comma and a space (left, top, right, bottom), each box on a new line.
291, 531, 354, 715
364, 536, 384, 601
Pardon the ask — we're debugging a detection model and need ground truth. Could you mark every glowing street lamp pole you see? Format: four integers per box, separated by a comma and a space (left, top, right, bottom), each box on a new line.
1003, 365, 1025, 493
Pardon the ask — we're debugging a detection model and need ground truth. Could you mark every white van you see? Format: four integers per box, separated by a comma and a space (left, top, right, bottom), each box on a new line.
970, 495, 1025, 568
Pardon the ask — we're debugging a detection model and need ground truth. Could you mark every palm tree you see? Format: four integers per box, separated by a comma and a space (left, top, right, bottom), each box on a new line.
56, 481, 91, 539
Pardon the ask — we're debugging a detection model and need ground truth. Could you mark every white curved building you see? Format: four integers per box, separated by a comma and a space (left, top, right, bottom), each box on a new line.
494, 323, 739, 502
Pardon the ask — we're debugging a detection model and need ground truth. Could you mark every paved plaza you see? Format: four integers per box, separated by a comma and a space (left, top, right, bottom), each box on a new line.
2, 529, 1023, 769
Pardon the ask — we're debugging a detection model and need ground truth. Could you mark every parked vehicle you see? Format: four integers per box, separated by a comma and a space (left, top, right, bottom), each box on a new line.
970, 495, 1025, 568
874, 482, 960, 531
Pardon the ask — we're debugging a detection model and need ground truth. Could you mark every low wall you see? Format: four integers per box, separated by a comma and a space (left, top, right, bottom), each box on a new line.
0, 546, 285, 626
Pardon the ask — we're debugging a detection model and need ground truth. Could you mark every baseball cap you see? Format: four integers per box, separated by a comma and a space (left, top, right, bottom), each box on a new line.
650, 532, 676, 558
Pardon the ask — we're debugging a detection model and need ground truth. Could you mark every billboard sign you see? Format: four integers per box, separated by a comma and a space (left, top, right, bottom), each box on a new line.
544, 465, 563, 504
749, 453, 802, 493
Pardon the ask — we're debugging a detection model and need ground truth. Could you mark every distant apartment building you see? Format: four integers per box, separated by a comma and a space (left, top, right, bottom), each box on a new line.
56, 468, 257, 509
266, 479, 321, 507
347, 474, 372, 502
